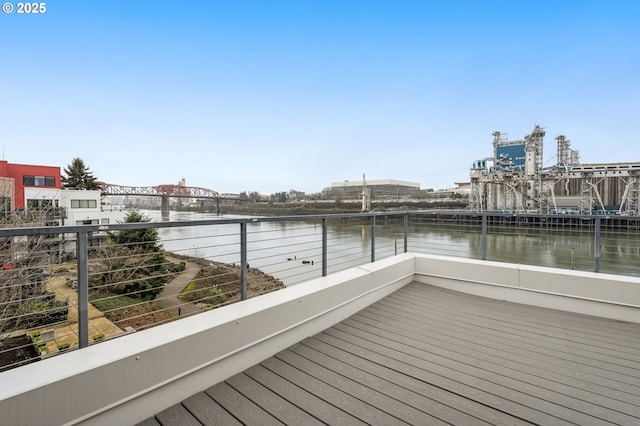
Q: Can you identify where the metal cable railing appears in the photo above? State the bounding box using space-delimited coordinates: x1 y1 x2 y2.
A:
1 211 639 371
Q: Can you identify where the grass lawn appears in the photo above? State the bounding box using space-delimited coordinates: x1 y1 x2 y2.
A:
89 291 149 313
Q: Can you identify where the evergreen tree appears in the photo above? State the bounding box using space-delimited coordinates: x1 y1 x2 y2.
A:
111 209 163 252
62 158 100 190
101 209 167 299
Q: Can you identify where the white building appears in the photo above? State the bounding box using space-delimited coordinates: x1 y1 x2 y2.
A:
23 187 127 226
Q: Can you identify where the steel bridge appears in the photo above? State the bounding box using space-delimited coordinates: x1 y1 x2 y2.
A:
97 182 243 214
97 182 242 200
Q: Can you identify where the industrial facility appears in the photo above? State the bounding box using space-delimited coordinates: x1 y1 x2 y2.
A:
322 178 421 200
469 125 640 215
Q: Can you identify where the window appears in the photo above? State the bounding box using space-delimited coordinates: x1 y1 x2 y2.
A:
70 199 97 208
76 219 99 225
0 197 11 213
23 175 56 187
27 199 59 210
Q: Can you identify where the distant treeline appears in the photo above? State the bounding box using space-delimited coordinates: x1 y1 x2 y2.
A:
183 199 469 216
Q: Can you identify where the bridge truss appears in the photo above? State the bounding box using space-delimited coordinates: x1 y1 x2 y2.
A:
97 182 242 200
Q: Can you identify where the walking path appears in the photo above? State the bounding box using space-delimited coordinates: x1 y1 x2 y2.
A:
45 273 123 353
155 256 202 317
41 256 203 354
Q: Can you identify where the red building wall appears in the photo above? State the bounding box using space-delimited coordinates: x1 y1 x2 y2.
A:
0 160 61 209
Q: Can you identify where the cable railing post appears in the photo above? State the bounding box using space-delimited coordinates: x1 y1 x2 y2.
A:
240 221 248 300
371 214 376 263
322 217 328 277
594 217 601 273
76 230 89 349
403 212 408 253
481 214 487 261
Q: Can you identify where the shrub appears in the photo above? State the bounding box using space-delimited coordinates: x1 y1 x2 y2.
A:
2 298 69 330
179 280 226 307
207 288 226 306
172 261 186 272
179 281 196 298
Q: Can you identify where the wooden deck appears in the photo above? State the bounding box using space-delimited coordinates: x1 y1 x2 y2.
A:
138 282 640 425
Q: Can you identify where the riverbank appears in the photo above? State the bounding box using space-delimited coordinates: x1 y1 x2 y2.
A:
210 205 640 232
213 199 467 216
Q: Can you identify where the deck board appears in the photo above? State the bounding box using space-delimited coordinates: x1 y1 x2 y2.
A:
401 285 640 346
144 282 640 426
363 299 640 393
274 348 449 426
289 340 503 426
181 392 242 425
244 364 368 426
335 317 639 424
204 382 283 426
154 404 202 426
352 308 640 406
377 292 640 380
134 417 162 426
371 298 640 390
225 373 325 426
383 293 640 367
260 356 409 425
391 287 640 360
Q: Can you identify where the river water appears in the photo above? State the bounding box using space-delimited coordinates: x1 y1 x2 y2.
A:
143 210 640 285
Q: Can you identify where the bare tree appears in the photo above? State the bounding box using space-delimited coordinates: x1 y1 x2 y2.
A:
0 204 69 348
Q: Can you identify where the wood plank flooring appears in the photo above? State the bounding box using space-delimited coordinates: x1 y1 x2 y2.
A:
139 282 640 425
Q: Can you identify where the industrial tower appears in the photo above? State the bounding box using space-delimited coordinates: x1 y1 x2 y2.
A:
470 125 640 215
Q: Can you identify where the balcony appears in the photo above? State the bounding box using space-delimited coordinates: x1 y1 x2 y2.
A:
0 212 639 425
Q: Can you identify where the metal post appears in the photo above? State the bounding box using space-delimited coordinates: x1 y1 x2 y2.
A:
481 214 487 261
371 215 376 263
322 217 328 277
240 222 248 300
76 231 89 349
594 217 601 273
403 213 408 253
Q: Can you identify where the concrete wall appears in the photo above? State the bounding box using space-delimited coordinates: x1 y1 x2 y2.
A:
1 253 639 425
0 254 415 426
413 253 640 323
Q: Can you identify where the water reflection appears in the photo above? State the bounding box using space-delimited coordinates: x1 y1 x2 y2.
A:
141 210 640 284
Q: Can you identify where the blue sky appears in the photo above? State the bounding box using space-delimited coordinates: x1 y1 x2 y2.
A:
1 0 639 194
